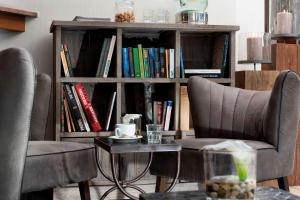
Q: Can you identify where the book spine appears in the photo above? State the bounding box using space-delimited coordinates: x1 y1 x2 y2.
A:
138 44 145 78
157 101 163 124
96 39 109 77
165 49 169 79
133 48 141 78
149 48 155 78
143 48 150 78
75 83 102 132
164 101 173 131
144 83 153 124
103 35 116 78
184 69 221 74
169 49 175 79
64 84 86 132
122 48 130 77
161 101 168 128
61 87 65 132
128 47 135 78
153 101 157 124
72 86 91 132
100 38 112 77
159 48 166 77
180 48 185 78
63 98 72 132
60 50 70 77
180 86 190 131
105 92 116 131
154 48 160 78
62 44 74 77
222 34 229 78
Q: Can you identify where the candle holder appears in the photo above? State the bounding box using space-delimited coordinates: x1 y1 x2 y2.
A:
238 33 272 71
270 0 300 37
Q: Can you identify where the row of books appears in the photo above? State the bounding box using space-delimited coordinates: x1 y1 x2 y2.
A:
62 83 116 132
122 46 175 78
153 101 173 131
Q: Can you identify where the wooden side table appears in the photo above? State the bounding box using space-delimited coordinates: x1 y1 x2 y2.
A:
94 137 182 200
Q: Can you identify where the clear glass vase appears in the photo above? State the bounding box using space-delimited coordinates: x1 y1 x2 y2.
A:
203 150 257 200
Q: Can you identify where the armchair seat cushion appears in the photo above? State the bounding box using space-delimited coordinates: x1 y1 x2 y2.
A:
22 141 97 193
150 138 281 183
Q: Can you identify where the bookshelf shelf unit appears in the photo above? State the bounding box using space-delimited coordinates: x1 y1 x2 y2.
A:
51 21 239 141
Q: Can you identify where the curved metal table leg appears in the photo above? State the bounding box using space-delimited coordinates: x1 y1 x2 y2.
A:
95 146 114 183
99 186 118 200
163 151 181 192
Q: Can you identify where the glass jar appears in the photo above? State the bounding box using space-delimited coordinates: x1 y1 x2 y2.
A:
115 0 135 23
174 0 208 24
270 0 298 35
203 150 257 200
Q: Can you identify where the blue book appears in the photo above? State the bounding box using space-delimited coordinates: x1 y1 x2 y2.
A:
122 48 130 77
180 48 185 78
149 48 155 78
154 48 160 78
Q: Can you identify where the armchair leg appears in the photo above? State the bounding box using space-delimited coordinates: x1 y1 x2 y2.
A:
78 181 91 200
155 176 168 193
277 177 289 191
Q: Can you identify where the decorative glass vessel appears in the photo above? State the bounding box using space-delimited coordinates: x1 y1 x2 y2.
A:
204 150 257 200
174 0 208 24
270 0 299 35
115 0 135 23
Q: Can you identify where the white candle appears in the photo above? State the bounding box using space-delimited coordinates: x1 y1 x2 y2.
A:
276 10 293 34
247 37 263 61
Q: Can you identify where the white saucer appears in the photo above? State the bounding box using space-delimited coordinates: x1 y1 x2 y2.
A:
108 135 143 143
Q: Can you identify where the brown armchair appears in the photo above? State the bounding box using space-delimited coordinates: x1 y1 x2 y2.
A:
150 70 300 191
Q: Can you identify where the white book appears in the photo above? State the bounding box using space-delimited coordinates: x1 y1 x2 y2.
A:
103 35 117 78
105 92 117 131
169 49 175 79
164 101 173 131
71 86 91 132
184 69 221 74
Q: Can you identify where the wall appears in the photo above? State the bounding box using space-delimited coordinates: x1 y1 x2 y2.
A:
0 0 264 137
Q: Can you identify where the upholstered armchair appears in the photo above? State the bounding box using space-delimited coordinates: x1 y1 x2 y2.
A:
150 70 300 192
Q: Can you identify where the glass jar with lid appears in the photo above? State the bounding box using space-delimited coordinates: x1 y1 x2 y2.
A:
174 0 208 24
115 0 135 23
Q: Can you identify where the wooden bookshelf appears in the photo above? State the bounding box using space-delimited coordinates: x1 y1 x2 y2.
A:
51 21 239 185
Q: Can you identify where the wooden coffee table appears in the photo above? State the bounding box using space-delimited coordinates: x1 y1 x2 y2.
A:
139 187 300 200
94 137 182 200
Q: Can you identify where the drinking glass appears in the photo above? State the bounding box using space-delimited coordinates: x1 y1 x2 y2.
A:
143 9 154 23
146 124 162 144
155 9 169 23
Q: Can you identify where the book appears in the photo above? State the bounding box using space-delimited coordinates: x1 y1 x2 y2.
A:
143 48 150 78
73 16 111 21
180 48 185 78
180 86 190 131
64 84 86 132
63 98 72 132
138 44 145 78
165 49 169 79
122 48 130 77
144 83 153 124
169 49 175 79
161 101 168 128
60 50 69 77
61 87 65 132
133 48 141 78
104 92 116 131
154 48 160 78
71 86 90 132
159 48 166 77
157 101 163 124
153 101 158 124
128 47 135 78
103 35 116 78
99 38 111 77
148 48 155 78
184 69 221 74
96 38 109 77
164 101 173 131
74 83 102 132
62 44 74 77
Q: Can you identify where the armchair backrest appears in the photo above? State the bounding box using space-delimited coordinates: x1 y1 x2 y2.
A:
0 48 35 200
188 71 300 149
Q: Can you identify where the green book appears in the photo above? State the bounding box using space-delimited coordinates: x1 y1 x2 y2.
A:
143 48 150 78
133 48 141 78
138 44 145 78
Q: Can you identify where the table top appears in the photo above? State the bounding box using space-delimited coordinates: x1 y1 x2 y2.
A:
94 137 181 154
139 187 300 200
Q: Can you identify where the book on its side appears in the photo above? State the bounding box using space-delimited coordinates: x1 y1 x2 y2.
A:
164 101 173 131
62 44 74 77
71 86 91 132
74 83 102 132
180 48 185 78
159 48 166 77
103 35 116 78
165 49 169 79
122 48 130 77
133 48 141 78
184 69 221 74
138 44 145 78
104 92 117 131
96 38 109 77
60 50 70 77
157 101 163 124
154 48 160 78
161 101 168 128
144 83 153 124
143 48 150 78
169 49 175 79
128 47 135 78
180 86 190 131
64 84 86 132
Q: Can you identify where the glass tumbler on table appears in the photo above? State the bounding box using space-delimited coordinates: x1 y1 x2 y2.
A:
146 124 162 144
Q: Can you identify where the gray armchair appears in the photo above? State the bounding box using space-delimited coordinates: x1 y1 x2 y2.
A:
21 73 97 199
150 70 300 192
0 48 35 200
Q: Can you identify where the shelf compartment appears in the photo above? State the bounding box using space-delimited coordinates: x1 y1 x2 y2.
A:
60 131 178 138
180 78 232 84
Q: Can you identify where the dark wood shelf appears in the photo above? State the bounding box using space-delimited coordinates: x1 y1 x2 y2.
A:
0 5 37 32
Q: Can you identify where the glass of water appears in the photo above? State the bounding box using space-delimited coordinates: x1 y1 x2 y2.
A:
146 124 162 144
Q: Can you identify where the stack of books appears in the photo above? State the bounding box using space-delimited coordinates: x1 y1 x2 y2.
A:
122 45 175 78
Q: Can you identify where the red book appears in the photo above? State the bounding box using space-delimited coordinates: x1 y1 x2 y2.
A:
74 83 102 132
157 101 163 124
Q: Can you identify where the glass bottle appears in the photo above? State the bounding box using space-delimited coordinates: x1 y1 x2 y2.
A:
115 0 135 23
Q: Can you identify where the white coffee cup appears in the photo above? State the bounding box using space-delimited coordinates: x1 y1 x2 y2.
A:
115 124 136 138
